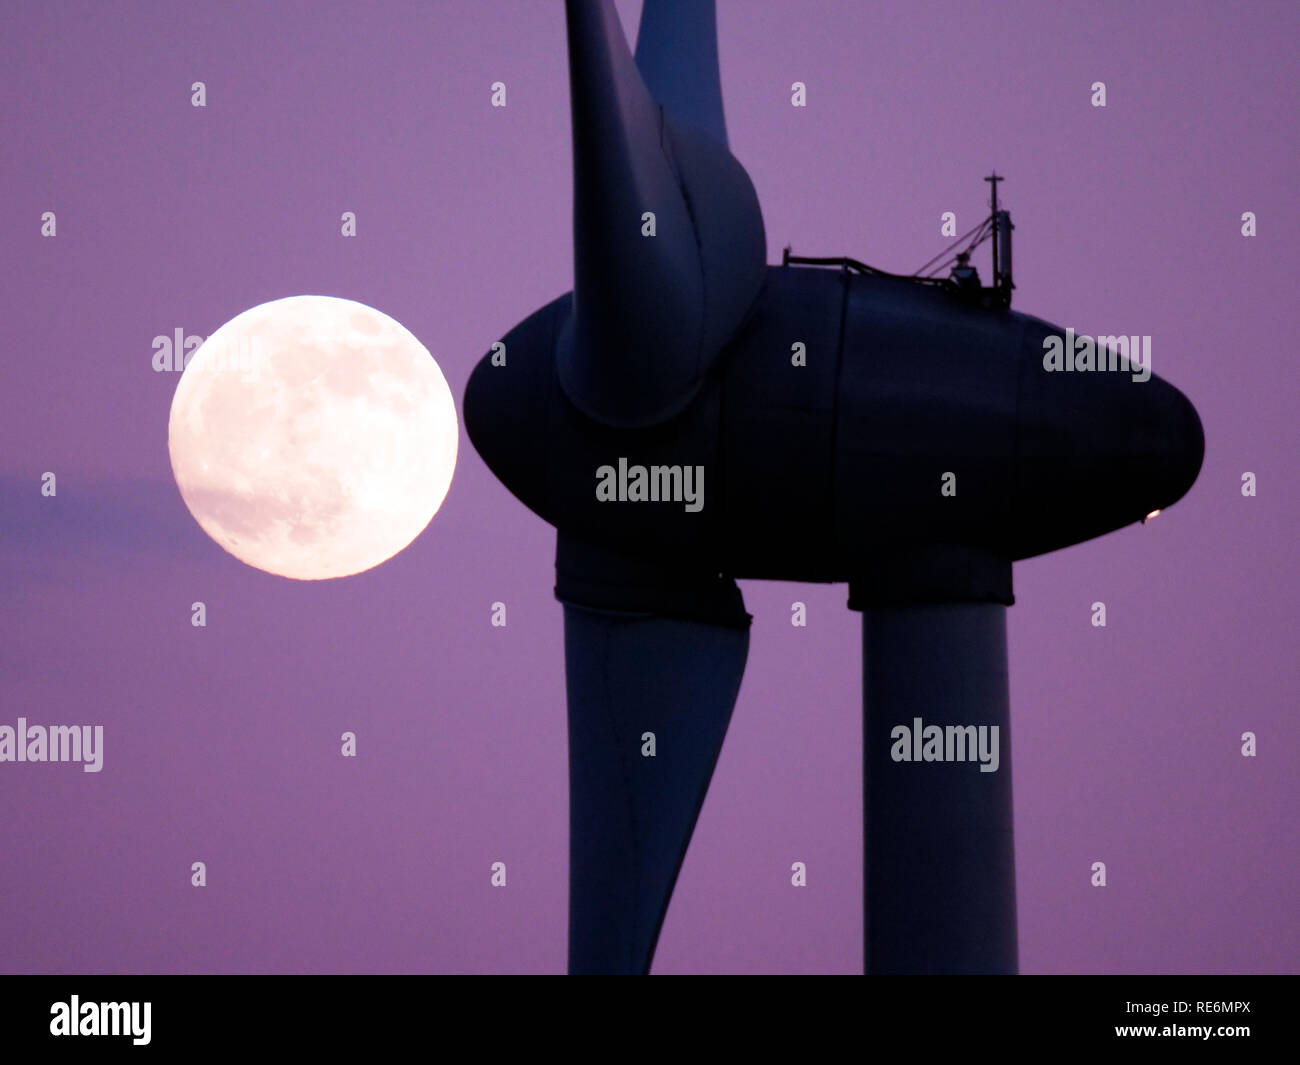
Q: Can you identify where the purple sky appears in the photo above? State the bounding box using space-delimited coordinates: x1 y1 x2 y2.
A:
1 0 1296 974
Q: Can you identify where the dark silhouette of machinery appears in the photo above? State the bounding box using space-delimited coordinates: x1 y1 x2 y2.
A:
463 0 1204 974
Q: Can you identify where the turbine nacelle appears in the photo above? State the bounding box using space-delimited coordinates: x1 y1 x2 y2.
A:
466 268 1205 596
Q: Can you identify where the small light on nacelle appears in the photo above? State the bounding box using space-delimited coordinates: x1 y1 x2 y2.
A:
1142 509 1161 524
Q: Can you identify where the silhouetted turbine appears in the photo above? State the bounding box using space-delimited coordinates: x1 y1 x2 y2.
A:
463 0 1204 974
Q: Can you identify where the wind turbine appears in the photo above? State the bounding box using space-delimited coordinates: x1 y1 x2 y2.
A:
463 0 1204 975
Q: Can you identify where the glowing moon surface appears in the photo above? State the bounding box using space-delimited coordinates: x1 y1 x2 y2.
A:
168 295 458 580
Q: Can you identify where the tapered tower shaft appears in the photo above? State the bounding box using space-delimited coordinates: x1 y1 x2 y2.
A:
862 603 1018 974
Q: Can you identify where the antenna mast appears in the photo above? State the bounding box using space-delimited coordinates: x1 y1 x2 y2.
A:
985 172 1002 284
985 172 1014 307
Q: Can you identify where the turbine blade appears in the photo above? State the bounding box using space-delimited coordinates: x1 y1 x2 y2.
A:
634 0 728 146
558 533 750 973
561 0 766 428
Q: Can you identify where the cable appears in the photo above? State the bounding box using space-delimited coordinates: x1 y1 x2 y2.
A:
782 253 957 292
911 216 991 277
922 256 959 279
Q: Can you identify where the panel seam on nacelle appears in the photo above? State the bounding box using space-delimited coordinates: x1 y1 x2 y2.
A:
829 266 851 578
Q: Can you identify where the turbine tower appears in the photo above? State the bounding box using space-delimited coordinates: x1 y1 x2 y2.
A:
463 0 1204 974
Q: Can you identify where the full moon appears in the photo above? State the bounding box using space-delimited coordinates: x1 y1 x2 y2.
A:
168 295 458 580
